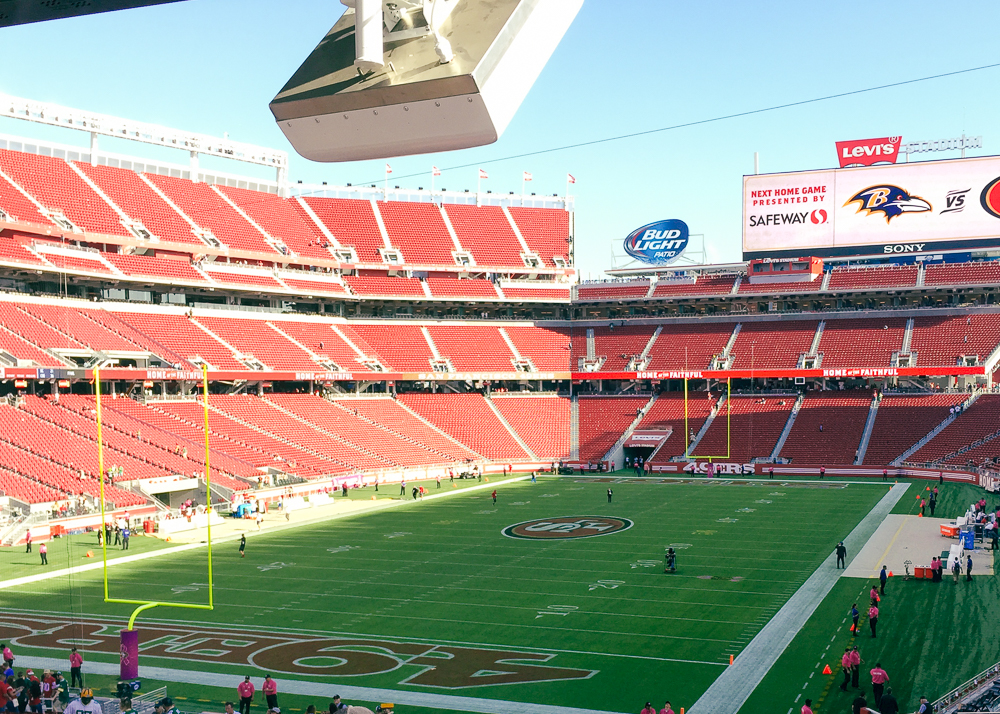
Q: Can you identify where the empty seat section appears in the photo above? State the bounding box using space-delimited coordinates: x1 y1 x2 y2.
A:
507 206 569 267
909 395 1000 465
737 279 821 294
909 314 1000 367
817 318 906 368
0 317 67 366
502 286 571 300
828 265 918 290
578 396 646 461
340 397 477 461
0 174 55 228
924 261 1000 286
143 173 276 254
640 392 714 462
426 278 500 299
443 205 524 267
74 163 203 245
269 320 371 370
0 301 83 349
577 283 650 300
492 395 571 458
730 321 819 370
426 326 515 371
36 251 112 273
268 394 446 467
280 275 347 295
350 325 434 371
652 275 736 297
0 149 129 236
82 310 189 366
779 391 873 464
104 253 207 282
0 466 63 503
503 326 572 371
18 305 140 351
398 393 529 459
194 317 318 370
204 268 284 289
592 325 656 371
694 396 793 462
378 202 456 265
297 197 385 263
344 275 425 297
646 323 735 370
212 395 385 470
0 234 46 265
217 185 331 260
114 312 243 369
863 394 967 465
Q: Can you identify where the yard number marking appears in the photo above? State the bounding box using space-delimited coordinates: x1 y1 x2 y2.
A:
257 562 294 572
536 605 579 619
631 559 660 569
326 545 360 554
589 579 626 591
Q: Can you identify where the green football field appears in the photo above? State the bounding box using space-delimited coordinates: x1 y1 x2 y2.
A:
0 476 893 714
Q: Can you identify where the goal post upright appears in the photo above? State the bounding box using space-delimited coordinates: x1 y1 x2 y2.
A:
94 365 215 680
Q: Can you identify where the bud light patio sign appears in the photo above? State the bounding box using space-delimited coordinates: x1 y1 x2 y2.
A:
624 219 689 264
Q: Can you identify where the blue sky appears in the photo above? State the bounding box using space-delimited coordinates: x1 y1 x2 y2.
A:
0 0 998 278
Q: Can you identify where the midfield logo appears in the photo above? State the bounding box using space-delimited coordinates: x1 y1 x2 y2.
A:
502 516 633 540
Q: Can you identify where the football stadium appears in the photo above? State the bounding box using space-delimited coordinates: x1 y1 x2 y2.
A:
1 3 1000 714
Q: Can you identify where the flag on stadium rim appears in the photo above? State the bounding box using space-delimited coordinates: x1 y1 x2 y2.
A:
567 173 576 184
432 166 441 176
386 163 392 174
523 171 533 181
479 168 488 179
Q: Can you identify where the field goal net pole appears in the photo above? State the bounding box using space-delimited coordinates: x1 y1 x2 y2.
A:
95 365 215 680
683 377 731 465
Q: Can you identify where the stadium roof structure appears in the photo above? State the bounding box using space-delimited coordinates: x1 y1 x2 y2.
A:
0 0 185 28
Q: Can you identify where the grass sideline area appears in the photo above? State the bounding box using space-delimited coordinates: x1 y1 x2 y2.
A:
0 475 891 714
740 477 1000 714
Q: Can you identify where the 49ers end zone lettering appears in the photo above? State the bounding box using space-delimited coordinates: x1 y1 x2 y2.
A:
502 516 634 540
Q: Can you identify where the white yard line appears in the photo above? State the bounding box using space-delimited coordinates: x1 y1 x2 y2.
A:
686 482 910 714
17 656 628 714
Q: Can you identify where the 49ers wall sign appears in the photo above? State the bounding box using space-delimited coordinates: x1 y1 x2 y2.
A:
502 516 633 540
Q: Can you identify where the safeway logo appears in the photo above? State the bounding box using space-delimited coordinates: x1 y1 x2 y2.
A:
835 137 901 168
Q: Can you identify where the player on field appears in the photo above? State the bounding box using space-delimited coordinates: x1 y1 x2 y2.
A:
492 490 497 505
239 534 246 558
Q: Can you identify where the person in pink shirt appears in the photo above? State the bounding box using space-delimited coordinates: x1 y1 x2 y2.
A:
261 675 277 710
640 704 656 714
659 701 674 714
69 647 84 687
39 543 47 566
870 663 890 707
850 646 862 689
2 644 13 668
869 604 879 638
237 676 254 714
801 698 813 714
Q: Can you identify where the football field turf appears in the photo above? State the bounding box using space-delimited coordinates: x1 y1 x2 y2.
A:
0 476 891 714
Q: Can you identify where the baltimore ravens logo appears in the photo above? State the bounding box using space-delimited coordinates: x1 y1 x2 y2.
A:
845 185 932 223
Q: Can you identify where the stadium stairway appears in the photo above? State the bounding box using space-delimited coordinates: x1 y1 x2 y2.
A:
853 392 882 464
483 395 539 460
768 393 804 459
570 396 580 460
893 392 981 465
685 392 725 457
604 393 658 466
391 397 488 459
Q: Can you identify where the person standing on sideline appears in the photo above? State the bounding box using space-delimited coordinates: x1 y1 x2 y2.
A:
3 644 14 669
870 663 889 707
492 490 497 505
868 604 879 638
24 530 31 553
917 695 930 713
400 480 406 497
882 468 888 482
607 488 613 503
69 649 83 688
659 701 674 714
840 647 852 691
329 695 347 712
768 465 774 479
953 558 961 583
879 565 888 596
851 690 867 714
261 675 277 710
819 465 825 479
122 526 130 550
665 548 676 573
920 498 926 516
850 645 862 688
801 699 813 714
869 584 879 605
237 676 254 714
39 543 47 565
835 542 847 569
436 475 441 489
239 534 246 558
878 687 899 714
966 555 973 581
850 604 860 635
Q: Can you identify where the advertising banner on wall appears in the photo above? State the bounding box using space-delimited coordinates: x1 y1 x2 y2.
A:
743 155 1000 260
